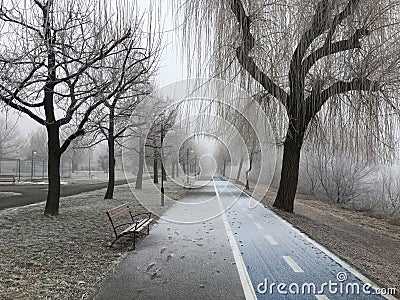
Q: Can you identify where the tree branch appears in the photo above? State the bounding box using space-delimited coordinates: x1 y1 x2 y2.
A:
229 0 288 105
303 28 370 75
0 95 46 125
325 0 361 44
307 78 381 116
289 0 362 92
59 99 105 154
289 0 331 85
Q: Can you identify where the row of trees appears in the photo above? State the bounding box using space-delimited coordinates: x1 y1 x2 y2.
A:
0 0 161 215
299 149 400 216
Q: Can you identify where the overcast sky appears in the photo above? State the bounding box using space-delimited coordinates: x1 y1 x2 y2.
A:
13 0 186 135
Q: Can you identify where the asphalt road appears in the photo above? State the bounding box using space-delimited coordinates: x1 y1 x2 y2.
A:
213 176 391 300
93 177 394 300
0 179 128 210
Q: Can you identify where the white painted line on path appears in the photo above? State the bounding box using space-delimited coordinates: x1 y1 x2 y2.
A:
213 180 257 300
283 256 304 273
265 235 278 246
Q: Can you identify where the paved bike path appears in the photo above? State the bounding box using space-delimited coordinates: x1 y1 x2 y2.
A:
214 177 391 300
93 177 393 300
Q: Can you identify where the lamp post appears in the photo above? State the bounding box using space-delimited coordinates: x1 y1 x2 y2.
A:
186 148 189 184
17 159 21 182
194 155 197 178
88 149 92 180
160 124 165 206
31 150 37 181
186 148 195 184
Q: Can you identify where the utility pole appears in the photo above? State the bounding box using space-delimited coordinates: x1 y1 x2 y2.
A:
31 150 36 181
161 124 165 206
186 148 189 184
194 156 196 177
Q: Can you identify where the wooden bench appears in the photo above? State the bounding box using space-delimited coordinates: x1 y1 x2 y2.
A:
106 203 153 250
0 175 16 184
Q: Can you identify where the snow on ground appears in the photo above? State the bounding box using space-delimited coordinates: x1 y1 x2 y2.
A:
0 192 22 198
66 170 135 184
0 179 186 299
14 171 134 185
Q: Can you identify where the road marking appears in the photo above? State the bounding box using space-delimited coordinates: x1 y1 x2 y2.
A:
213 180 257 300
247 214 254 219
254 222 263 230
241 207 246 211
228 179 397 300
315 295 330 300
265 235 278 246
283 256 304 273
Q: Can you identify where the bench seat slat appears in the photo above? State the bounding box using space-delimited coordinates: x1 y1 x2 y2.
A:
120 223 136 235
120 218 153 236
0 175 16 183
135 219 153 232
109 208 131 219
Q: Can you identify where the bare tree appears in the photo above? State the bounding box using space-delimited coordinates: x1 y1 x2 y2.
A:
145 105 177 184
0 116 24 160
62 143 85 173
0 0 141 215
376 169 400 216
23 127 48 160
304 149 375 204
87 24 161 199
182 0 400 212
299 152 321 195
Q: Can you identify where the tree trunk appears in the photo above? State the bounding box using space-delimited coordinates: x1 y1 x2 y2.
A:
104 137 115 199
176 161 179 177
245 155 253 190
135 137 144 189
0 148 2 173
171 160 175 179
153 149 158 184
273 129 303 213
71 147 78 172
105 109 115 199
44 125 61 216
235 156 243 183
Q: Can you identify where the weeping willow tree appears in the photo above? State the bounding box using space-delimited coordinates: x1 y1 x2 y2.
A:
182 0 400 212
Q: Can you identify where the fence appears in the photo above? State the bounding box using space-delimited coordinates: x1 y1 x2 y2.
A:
0 158 71 181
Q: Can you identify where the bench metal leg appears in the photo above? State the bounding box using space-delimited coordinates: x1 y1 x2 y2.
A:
109 236 120 248
132 231 136 250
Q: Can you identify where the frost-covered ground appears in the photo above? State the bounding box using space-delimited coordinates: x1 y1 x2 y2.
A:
14 170 135 185
66 170 135 184
0 192 21 198
0 179 186 299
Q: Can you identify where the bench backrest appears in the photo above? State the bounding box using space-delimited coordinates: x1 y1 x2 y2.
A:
106 203 134 236
0 175 15 178
0 175 16 183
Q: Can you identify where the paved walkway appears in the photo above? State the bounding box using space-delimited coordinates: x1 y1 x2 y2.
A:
93 177 394 300
0 180 128 210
